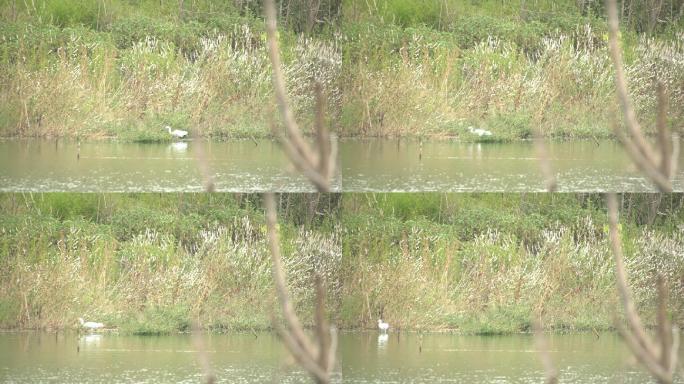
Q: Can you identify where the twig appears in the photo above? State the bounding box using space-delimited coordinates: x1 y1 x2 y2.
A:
533 128 557 192
532 318 559 384
264 193 336 384
264 0 335 192
606 194 679 384
606 0 674 192
192 133 215 192
192 321 216 384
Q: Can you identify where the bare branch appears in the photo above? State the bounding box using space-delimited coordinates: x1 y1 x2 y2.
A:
264 0 335 192
656 83 672 179
533 128 557 192
606 194 678 384
265 193 317 359
606 0 674 192
192 321 216 384
264 193 335 384
191 133 216 192
314 83 331 182
532 318 559 384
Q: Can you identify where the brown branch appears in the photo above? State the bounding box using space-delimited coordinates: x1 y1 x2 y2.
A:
192 321 216 384
265 194 317 359
532 318 559 384
191 133 216 192
264 193 335 384
264 0 334 192
606 0 674 192
606 194 678 384
314 83 331 182
656 83 672 179
533 128 557 192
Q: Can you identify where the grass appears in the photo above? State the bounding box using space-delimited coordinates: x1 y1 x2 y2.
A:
0 193 682 334
0 193 341 334
0 1 682 140
338 193 684 334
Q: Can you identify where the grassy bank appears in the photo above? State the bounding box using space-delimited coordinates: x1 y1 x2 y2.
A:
0 1 682 141
1 193 682 334
339 193 684 334
0 193 341 334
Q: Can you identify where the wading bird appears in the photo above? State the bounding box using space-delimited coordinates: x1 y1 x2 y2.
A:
467 126 492 137
378 319 389 333
79 317 104 331
165 125 188 139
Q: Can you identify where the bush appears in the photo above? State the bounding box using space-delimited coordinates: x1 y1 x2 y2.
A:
38 0 102 29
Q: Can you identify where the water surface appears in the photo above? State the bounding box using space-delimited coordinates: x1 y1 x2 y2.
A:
0 139 341 192
341 139 684 191
2 139 683 192
1 332 678 383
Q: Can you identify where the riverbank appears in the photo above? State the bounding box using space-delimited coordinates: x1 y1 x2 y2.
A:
1 1 682 141
0 193 682 335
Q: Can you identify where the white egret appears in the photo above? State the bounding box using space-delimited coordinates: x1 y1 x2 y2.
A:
467 126 492 137
165 125 188 139
79 317 104 331
378 319 389 333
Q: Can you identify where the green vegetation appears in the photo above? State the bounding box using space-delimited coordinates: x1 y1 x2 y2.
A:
0 193 341 334
0 193 682 334
0 0 682 141
339 193 684 334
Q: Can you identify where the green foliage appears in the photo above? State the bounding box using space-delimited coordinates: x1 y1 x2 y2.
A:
448 305 532 335
0 298 20 328
37 0 102 29
340 193 684 332
374 0 442 28
118 305 190 335
0 0 682 139
0 193 340 333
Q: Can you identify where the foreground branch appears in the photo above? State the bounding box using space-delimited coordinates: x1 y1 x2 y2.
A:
532 318 559 384
264 0 335 192
606 0 675 192
606 194 679 384
264 193 336 383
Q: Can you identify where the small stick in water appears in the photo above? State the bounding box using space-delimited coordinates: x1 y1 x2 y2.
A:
419 139 423 161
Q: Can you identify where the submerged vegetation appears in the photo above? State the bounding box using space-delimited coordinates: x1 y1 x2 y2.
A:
0 193 681 334
0 0 682 141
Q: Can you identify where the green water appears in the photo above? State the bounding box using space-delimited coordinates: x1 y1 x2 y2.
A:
1 139 683 192
340 139 684 192
1 332 678 383
0 139 341 192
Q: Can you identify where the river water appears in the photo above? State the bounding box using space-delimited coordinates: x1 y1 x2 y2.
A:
1 332 678 383
0 139 341 192
340 138 684 191
2 139 683 192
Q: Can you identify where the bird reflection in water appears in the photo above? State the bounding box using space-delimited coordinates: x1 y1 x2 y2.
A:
169 142 188 153
377 333 389 348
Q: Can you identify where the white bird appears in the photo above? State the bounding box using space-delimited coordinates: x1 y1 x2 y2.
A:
467 126 492 137
79 317 104 331
378 319 389 333
165 125 188 139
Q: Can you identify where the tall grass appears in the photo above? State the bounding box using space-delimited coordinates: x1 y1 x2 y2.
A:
0 193 682 334
0 193 340 333
337 23 684 139
0 0 682 140
339 193 684 333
